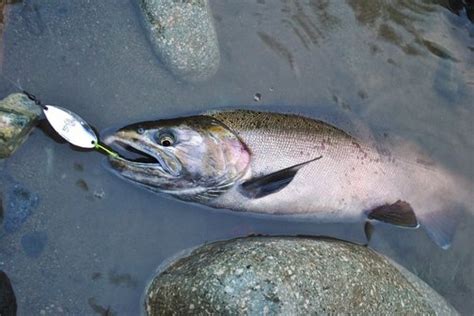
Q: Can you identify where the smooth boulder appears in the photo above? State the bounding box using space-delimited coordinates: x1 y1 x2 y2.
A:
0 270 17 316
0 93 41 158
139 0 220 82
145 237 457 315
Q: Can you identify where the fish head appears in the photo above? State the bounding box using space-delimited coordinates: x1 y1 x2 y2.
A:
103 115 250 200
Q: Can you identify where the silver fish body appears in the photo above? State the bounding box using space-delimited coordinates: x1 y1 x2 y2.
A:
104 110 472 248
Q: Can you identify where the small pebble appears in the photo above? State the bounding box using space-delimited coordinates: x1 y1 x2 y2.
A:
253 93 262 102
93 189 105 199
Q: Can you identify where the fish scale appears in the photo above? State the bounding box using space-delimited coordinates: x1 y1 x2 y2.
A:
208 110 354 175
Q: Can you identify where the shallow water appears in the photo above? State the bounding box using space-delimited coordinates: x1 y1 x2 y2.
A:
0 0 473 314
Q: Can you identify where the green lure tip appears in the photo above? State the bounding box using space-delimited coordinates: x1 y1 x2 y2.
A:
94 142 119 158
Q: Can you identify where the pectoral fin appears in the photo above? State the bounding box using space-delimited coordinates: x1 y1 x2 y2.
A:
239 156 322 199
367 200 418 227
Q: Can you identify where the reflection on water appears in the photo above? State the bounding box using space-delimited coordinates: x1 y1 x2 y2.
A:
347 0 461 59
254 0 341 74
280 0 340 47
0 0 473 314
257 31 300 75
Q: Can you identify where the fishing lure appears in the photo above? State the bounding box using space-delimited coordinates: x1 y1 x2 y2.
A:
23 91 118 157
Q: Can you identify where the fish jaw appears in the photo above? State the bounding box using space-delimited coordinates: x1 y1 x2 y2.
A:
103 132 183 192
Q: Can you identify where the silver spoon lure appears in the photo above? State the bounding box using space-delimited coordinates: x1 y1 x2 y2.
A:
23 91 118 157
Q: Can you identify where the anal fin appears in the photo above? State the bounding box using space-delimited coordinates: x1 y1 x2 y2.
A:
368 200 418 228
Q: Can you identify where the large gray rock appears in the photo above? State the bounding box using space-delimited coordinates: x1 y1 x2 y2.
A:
139 0 220 82
145 237 457 315
0 93 41 158
0 270 17 316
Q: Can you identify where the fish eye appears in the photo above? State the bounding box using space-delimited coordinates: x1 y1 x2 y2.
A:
137 127 145 134
156 132 175 147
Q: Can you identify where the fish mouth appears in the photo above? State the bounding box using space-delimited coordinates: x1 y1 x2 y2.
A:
103 135 171 173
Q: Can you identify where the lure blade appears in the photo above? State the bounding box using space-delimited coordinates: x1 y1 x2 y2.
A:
43 105 98 148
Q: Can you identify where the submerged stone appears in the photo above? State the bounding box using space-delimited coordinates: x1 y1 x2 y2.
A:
0 93 41 158
3 183 39 233
0 270 17 316
139 0 220 82
145 237 457 315
21 231 48 258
